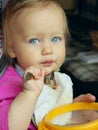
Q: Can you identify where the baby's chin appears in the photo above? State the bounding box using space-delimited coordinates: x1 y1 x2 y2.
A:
45 71 53 76
45 68 59 76
44 69 54 76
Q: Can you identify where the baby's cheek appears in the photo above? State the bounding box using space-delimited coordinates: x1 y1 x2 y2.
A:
57 56 65 66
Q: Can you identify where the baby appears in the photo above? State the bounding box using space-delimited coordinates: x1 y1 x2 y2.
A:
0 0 97 130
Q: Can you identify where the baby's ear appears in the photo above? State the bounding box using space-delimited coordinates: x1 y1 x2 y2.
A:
7 42 16 58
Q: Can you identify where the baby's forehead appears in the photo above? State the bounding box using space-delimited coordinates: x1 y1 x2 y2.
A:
10 8 66 39
14 4 64 17
11 5 65 26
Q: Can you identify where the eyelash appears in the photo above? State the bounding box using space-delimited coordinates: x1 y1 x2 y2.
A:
51 37 61 43
28 36 62 45
29 38 40 44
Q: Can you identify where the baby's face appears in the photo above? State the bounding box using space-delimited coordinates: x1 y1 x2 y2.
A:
10 5 66 74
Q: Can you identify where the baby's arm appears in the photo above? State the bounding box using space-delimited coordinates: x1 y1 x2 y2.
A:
8 66 45 130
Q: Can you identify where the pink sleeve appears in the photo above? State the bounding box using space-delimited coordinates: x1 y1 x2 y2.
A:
0 66 36 130
0 101 36 130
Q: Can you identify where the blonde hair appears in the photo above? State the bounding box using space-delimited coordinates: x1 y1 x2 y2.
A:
3 0 69 60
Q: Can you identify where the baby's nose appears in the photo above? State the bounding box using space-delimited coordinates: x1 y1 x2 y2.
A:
41 43 53 55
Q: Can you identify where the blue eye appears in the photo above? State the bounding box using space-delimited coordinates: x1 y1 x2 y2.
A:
51 37 60 43
29 38 40 44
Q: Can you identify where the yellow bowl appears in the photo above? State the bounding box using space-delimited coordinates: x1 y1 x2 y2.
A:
38 102 98 130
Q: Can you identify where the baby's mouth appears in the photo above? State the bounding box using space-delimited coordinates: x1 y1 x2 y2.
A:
41 60 53 66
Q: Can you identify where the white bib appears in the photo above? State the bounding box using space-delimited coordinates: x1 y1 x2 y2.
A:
33 72 73 125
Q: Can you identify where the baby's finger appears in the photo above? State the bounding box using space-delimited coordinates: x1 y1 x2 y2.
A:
73 93 96 103
84 93 96 102
23 72 34 82
23 67 45 81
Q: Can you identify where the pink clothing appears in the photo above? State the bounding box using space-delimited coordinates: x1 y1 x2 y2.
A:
0 66 36 130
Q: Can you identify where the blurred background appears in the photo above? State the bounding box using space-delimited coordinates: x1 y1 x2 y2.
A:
58 0 98 101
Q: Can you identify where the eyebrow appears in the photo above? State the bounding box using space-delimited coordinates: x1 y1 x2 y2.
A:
23 31 65 39
50 32 65 35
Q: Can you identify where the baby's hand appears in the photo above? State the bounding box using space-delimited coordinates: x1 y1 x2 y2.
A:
72 94 98 123
23 66 45 96
73 93 96 103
